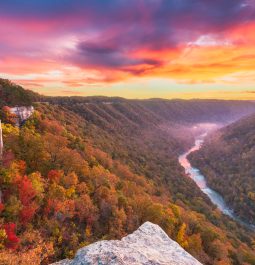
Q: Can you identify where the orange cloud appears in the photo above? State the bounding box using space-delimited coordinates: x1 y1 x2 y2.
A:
1 2 255 97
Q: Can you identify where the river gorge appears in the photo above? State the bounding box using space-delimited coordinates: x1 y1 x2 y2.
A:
179 129 255 231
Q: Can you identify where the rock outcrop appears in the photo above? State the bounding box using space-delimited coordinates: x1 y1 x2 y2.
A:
9 106 34 126
52 222 202 265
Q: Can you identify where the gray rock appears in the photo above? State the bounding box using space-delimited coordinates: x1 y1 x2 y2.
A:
9 106 34 126
52 259 71 265
51 222 202 265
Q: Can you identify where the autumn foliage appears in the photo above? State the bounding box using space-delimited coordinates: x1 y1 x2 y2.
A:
4 223 19 250
0 102 254 265
17 176 36 206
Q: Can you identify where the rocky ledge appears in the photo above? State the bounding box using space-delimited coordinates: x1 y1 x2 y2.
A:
52 222 202 265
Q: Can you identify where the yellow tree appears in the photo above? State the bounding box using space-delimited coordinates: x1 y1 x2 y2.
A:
176 223 188 249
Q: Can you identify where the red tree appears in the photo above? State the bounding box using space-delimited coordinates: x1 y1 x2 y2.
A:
19 205 37 225
4 223 20 250
47 170 62 183
18 176 36 206
0 203 4 213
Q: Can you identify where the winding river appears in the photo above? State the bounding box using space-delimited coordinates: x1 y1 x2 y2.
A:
179 132 255 231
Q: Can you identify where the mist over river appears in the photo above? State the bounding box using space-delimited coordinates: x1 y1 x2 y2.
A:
179 125 255 231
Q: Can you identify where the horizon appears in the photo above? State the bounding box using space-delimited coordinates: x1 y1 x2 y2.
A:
1 1 255 99
30 90 255 102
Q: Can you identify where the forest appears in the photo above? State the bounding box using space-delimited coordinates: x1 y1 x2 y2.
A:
0 79 255 264
189 113 255 224
0 79 40 108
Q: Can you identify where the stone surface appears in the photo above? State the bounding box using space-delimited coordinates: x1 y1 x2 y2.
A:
52 222 202 265
9 106 34 126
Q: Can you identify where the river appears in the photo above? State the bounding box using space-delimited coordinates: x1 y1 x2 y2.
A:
179 132 255 231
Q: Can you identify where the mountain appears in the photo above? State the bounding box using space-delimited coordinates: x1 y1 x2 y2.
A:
189 113 255 224
0 78 41 107
52 222 202 265
45 97 255 191
1 80 255 264
47 96 255 124
46 97 255 215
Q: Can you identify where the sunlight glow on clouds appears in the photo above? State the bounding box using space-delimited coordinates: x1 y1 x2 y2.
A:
0 0 255 98
189 35 232 47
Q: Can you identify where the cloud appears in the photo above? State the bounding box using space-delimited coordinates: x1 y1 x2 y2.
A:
0 0 255 94
244 91 255 93
61 90 83 95
67 39 163 73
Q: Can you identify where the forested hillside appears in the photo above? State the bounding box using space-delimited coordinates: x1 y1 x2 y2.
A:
0 79 40 108
47 96 255 124
0 80 255 264
47 96 255 192
189 113 255 224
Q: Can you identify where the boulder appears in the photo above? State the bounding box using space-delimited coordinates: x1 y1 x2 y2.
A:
52 222 202 265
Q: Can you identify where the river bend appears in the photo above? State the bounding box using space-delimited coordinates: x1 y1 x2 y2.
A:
179 133 255 231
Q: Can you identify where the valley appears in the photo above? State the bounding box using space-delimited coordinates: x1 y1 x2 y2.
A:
189 113 255 226
2 1 255 264
179 124 235 218
179 128 255 231
1 79 255 264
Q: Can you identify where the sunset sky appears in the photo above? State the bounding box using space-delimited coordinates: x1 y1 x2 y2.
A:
1 0 255 99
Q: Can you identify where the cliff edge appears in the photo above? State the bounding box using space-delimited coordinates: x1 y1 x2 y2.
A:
52 222 202 265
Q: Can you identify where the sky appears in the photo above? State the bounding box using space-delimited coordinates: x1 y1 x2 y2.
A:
0 0 255 99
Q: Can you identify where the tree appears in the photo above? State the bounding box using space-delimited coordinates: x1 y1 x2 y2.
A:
18 176 36 206
187 234 203 256
0 228 7 249
109 207 127 238
75 194 98 224
9 160 26 181
40 119 64 135
47 170 63 184
29 172 45 197
4 196 22 220
0 106 17 125
19 204 38 225
4 223 19 250
176 223 188 249
62 172 78 188
43 133 67 166
57 199 76 220
0 203 4 213
19 129 48 173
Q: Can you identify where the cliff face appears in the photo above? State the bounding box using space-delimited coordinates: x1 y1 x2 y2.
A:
9 106 34 126
52 222 202 265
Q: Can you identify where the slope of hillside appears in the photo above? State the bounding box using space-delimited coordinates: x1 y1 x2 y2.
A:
47 97 255 216
47 96 255 124
0 79 40 107
189 113 255 224
0 103 225 265
1 81 255 264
